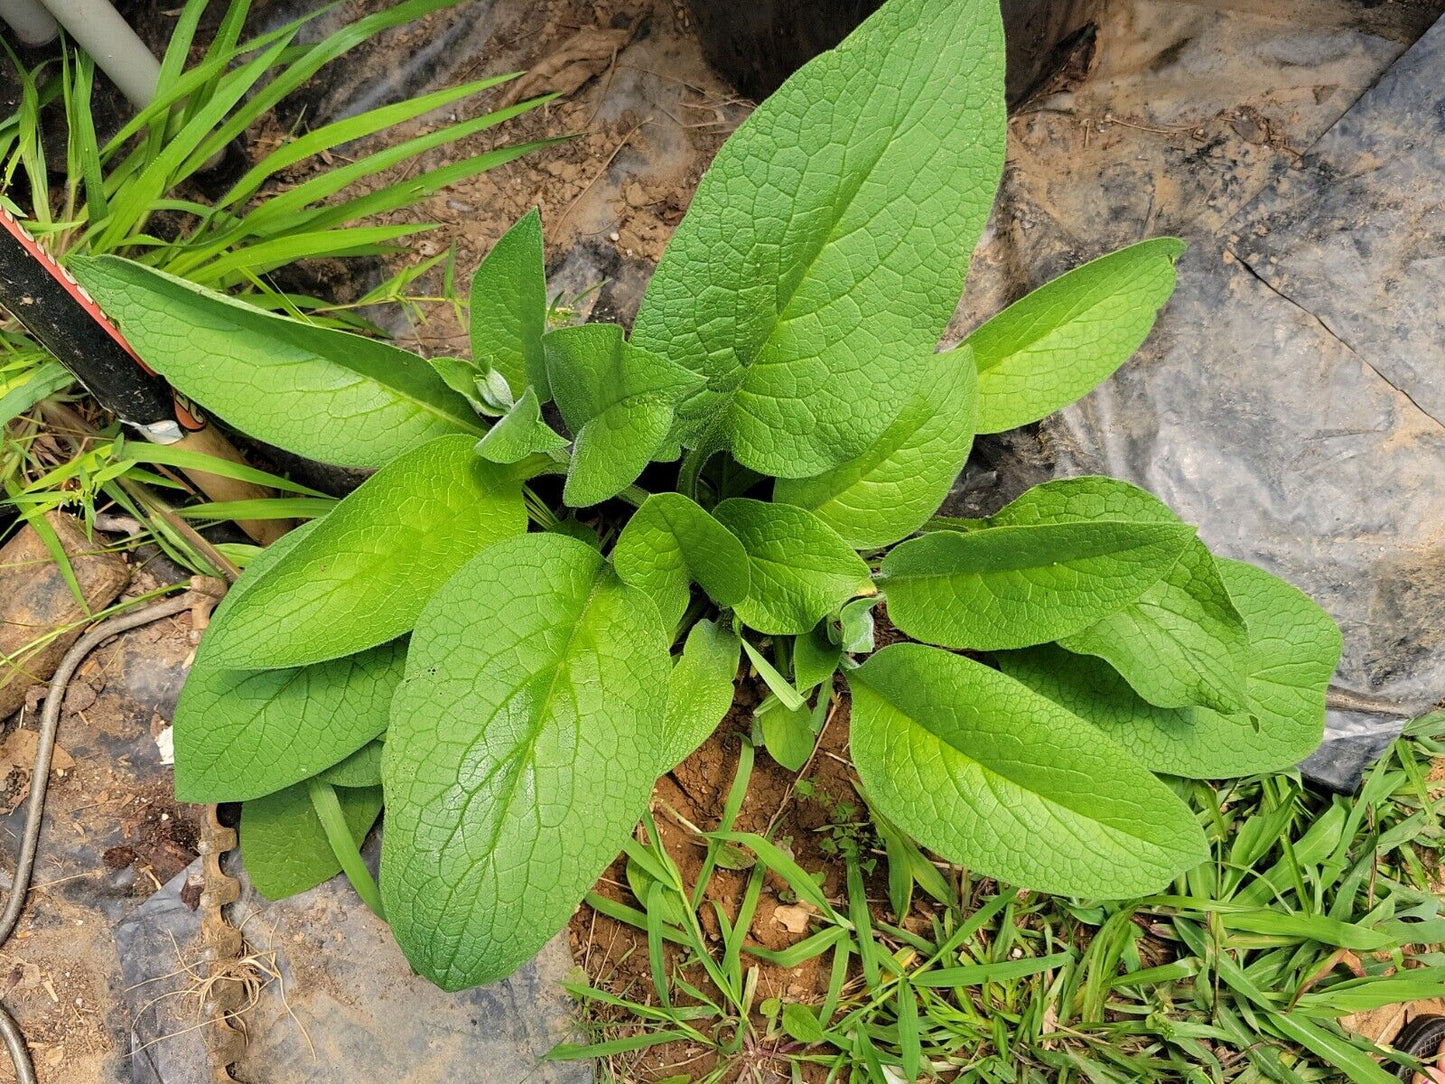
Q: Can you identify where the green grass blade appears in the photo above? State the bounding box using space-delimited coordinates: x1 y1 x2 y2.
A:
547 1030 697 1060
97 35 298 250
117 442 329 496
912 951 1072 989
173 497 336 521
185 224 433 286
190 0 253 123
306 777 383 917
214 72 521 213
232 98 554 238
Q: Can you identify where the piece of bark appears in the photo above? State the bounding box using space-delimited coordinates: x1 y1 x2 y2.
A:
0 512 130 718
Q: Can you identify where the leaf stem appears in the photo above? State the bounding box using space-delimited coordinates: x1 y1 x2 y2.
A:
306 778 385 918
677 446 707 502
617 484 651 510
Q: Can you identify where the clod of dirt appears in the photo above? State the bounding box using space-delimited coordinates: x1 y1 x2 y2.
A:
0 728 75 815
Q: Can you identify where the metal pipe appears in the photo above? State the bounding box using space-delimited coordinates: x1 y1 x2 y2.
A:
0 0 58 46
32 0 159 108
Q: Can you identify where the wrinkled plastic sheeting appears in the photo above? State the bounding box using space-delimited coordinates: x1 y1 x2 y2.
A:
1040 15 1445 790
116 848 590 1084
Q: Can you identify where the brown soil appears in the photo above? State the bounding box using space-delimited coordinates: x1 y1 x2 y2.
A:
569 622 947 1084
262 0 747 346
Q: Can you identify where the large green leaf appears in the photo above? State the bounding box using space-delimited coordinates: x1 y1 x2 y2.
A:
72 256 481 467
470 208 548 399
712 499 873 635
202 434 525 669
612 493 750 628
981 477 1248 713
968 238 1185 434
879 515 1194 650
847 643 1207 897
177 644 404 801
174 520 408 801
1218 559 1342 754
543 323 702 507
1061 540 1246 713
381 533 671 989
630 0 1005 477
999 559 1339 777
241 781 383 900
773 346 977 547
656 619 740 773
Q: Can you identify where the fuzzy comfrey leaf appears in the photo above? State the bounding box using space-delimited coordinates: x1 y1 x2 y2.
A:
73 256 481 467
969 238 1185 433
773 345 977 547
381 533 671 990
656 619 740 772
848 643 1207 897
470 207 548 398
630 0 1005 477
612 493 750 628
880 504 1194 650
474 386 567 464
201 435 526 669
712 499 874 636
242 781 382 901
978 477 1250 713
544 323 702 507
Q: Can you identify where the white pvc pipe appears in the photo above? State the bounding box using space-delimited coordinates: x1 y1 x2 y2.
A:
33 0 159 108
0 0 58 46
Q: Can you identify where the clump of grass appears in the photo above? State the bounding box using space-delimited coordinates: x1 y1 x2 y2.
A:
560 710 1445 1084
0 0 551 569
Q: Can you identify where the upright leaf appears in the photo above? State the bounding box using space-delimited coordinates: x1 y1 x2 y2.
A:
773 346 977 547
1000 553 1339 779
201 435 525 669
612 493 750 628
241 781 383 900
473 387 568 464
999 643 1307 780
470 208 548 398
879 516 1193 650
544 323 702 507
72 256 481 467
712 499 873 636
175 525 408 801
793 625 841 692
1218 558 1341 755
969 238 1186 433
986 477 1249 712
381 533 671 989
848 644 1207 897
757 696 816 772
630 0 1005 477
656 619 740 772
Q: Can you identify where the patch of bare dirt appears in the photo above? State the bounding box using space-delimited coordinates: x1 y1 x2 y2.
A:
569 631 943 1083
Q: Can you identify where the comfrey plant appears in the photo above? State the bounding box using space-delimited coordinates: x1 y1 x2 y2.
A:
73 0 1339 991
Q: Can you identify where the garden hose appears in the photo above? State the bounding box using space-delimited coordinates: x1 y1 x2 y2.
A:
0 586 212 1084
